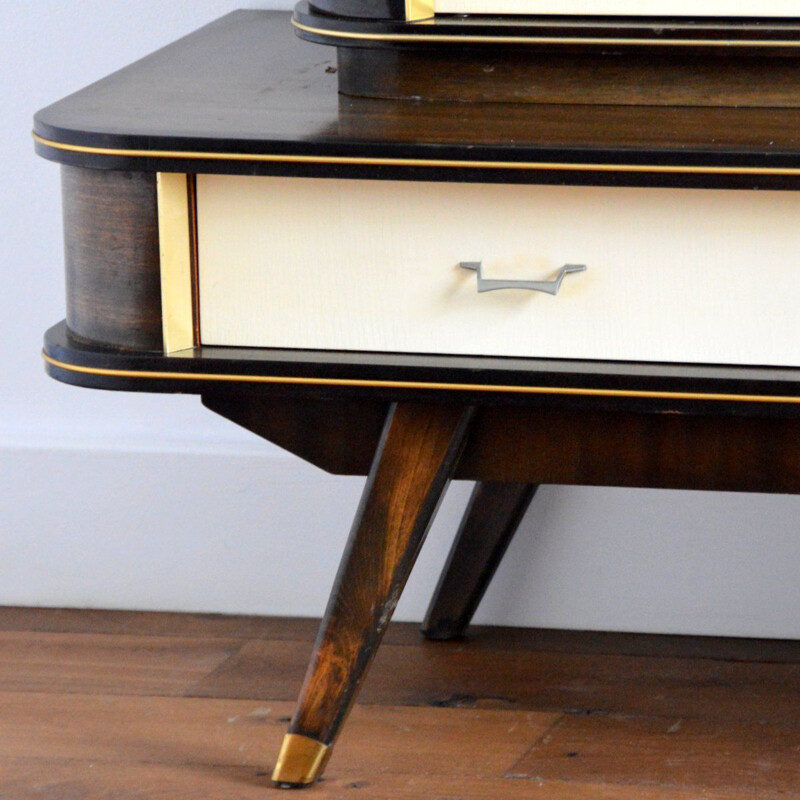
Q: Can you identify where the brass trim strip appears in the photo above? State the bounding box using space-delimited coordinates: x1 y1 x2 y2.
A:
31 133 800 178
292 17 800 48
42 352 800 405
156 173 195 354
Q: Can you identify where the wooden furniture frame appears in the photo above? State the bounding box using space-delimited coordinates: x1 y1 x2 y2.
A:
34 9 800 788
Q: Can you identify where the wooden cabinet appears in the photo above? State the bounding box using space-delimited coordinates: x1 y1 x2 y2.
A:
34 8 800 789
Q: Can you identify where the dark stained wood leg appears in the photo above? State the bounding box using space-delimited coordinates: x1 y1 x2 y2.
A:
422 482 538 641
272 401 474 788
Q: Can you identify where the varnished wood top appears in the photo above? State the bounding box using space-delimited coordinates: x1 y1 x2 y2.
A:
32 10 800 187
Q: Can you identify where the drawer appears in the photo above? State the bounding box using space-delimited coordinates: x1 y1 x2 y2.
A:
196 175 800 367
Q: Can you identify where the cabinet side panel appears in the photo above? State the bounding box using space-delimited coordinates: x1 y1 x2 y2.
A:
62 166 163 351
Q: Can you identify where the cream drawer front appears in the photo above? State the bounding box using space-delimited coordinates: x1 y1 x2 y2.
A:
434 1 798 16
197 175 800 367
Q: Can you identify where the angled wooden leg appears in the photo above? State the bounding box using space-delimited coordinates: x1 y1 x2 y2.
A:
422 481 538 641
272 401 474 788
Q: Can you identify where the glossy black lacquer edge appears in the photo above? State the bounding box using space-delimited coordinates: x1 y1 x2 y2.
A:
44 322 800 417
293 1 800 49
29 139 800 191
31 9 800 185
32 113 800 189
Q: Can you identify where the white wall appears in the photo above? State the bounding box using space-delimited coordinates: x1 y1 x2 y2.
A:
2 0 799 638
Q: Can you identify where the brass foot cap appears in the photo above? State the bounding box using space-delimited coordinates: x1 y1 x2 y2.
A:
272 733 331 788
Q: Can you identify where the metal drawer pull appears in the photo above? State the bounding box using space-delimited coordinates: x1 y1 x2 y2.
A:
460 261 587 295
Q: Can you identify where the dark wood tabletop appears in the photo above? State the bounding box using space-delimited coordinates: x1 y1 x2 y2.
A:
33 10 800 188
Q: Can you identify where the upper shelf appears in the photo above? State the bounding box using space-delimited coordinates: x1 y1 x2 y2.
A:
307 0 800 19
32 10 800 188
295 0 800 49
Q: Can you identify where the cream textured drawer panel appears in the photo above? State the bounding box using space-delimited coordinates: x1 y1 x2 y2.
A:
433 1 799 16
197 175 800 367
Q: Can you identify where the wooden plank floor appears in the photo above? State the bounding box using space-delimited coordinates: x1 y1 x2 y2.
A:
1 608 798 799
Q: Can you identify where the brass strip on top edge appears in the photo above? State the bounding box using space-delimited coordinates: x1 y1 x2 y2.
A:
41 352 800 405
30 134 800 177
292 17 800 47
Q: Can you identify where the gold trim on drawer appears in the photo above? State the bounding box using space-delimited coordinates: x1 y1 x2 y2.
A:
42 353 800 405
406 0 435 20
157 173 195 353
31 133 800 177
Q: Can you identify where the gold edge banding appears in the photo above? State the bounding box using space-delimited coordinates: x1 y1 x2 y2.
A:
156 173 195 353
41 353 800 405
292 17 800 47
405 0 435 21
30 134 800 177
272 734 331 786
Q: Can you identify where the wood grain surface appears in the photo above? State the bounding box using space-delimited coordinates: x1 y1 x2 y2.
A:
3 606 798 660
205 395 800 493
33 11 800 188
339 49 800 107
2 607 799 798
190 638 800 724
512 713 800 795
0 631 237 696
422 481 538 640
62 166 162 351
288 402 474 746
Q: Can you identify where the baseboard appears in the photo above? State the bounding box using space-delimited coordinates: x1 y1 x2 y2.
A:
2 440 799 638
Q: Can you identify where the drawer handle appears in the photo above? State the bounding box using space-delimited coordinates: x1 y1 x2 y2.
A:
460 261 587 295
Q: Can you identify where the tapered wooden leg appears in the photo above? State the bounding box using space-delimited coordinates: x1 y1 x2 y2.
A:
422 482 538 641
272 402 474 788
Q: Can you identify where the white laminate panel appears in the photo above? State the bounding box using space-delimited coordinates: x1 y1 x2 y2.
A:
433 1 798 16
197 175 800 367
